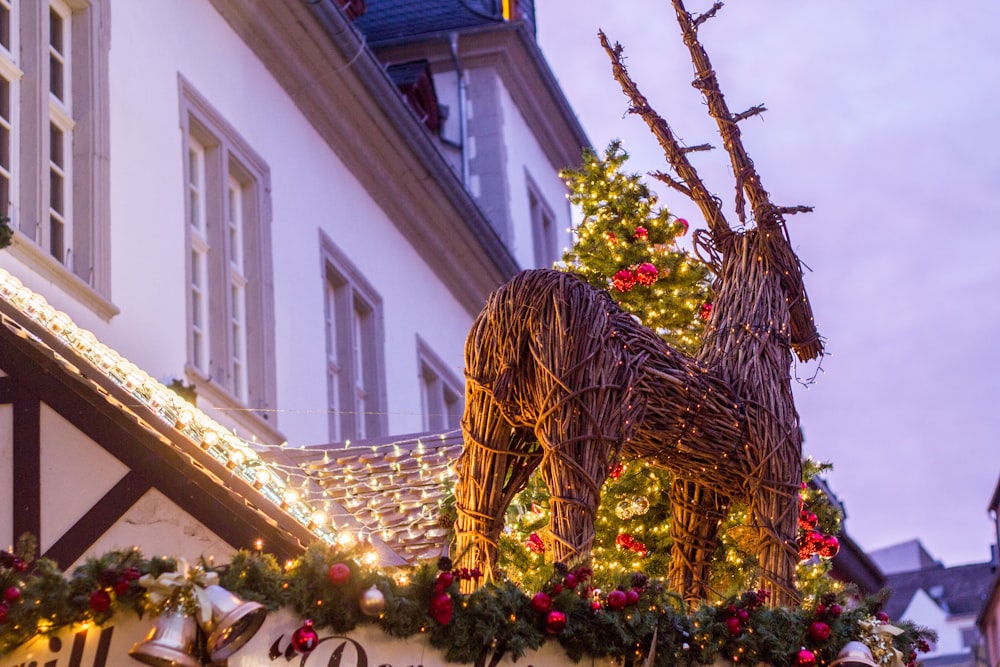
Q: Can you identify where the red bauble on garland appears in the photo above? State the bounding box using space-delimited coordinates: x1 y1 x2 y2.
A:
807 621 831 642
89 589 111 613
530 592 552 614
429 592 454 625
545 610 567 634
327 562 351 586
612 268 636 292
3 586 20 603
797 649 817 667
676 218 689 235
634 226 648 240
725 616 743 636
700 302 713 320
291 619 319 653
606 589 627 610
635 263 658 286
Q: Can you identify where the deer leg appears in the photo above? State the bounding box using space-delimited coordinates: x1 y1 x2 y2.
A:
452 387 539 590
747 457 802 607
667 478 727 607
534 393 623 567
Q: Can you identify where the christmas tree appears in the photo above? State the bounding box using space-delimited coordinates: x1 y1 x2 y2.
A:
559 140 710 354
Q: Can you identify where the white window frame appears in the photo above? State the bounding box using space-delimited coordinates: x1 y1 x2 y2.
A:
180 76 276 432
7 0 113 317
527 175 559 268
417 337 463 432
321 232 387 443
0 0 20 225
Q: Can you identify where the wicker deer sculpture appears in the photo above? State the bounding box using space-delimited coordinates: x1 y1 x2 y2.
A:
452 1 823 608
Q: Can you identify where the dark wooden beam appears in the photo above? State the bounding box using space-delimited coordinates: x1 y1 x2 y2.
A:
0 323 308 562
43 471 151 568
11 395 40 541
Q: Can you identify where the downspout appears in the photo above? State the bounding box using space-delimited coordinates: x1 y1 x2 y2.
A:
447 32 470 187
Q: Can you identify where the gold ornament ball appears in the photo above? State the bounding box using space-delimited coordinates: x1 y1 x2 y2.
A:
359 586 386 617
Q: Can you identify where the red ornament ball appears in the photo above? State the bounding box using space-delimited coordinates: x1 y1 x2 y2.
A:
530 592 552 614
700 302 713 321
546 610 567 634
607 589 627 610
676 218 689 235
429 592 454 625
114 579 131 597
564 572 579 589
797 649 817 667
876 611 890 623
3 586 20 603
808 621 831 642
328 562 351 586
819 535 840 559
612 268 636 292
89 589 111 613
291 619 319 653
608 462 624 479
828 603 843 618
625 589 640 606
635 263 658 286
799 511 818 530
436 570 455 588
725 616 743 636
606 232 618 245
634 226 648 240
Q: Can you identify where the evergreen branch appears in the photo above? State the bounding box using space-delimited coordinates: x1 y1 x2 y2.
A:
733 104 767 123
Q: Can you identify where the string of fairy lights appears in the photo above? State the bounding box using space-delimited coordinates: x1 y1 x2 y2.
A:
0 267 457 559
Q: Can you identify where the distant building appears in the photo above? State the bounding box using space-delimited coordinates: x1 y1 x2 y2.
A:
871 541 992 667
976 478 1000 667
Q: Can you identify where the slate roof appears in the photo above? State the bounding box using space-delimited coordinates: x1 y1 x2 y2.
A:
883 561 994 620
281 431 464 563
354 0 509 44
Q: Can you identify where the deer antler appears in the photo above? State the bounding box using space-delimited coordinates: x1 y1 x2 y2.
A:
598 31 730 248
599 3 823 361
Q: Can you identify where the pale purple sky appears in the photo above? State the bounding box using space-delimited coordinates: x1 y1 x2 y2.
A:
536 2 1000 566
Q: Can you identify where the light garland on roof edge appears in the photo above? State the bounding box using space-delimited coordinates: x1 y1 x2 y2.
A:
0 268 342 546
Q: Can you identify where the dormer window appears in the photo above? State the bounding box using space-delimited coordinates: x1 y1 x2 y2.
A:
387 60 441 134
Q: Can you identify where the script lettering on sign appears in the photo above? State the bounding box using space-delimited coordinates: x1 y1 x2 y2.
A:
1 626 114 667
268 632 426 667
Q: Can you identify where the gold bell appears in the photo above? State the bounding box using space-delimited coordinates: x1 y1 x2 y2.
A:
831 641 880 667
129 607 201 667
201 584 268 661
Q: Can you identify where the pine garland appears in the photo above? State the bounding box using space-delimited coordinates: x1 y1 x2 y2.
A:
0 538 933 667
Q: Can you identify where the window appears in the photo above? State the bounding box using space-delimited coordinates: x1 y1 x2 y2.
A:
7 0 112 312
180 77 275 417
417 338 463 432
528 178 559 268
0 0 16 222
321 233 387 443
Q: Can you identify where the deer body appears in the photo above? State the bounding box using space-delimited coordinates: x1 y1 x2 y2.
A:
453 0 822 608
